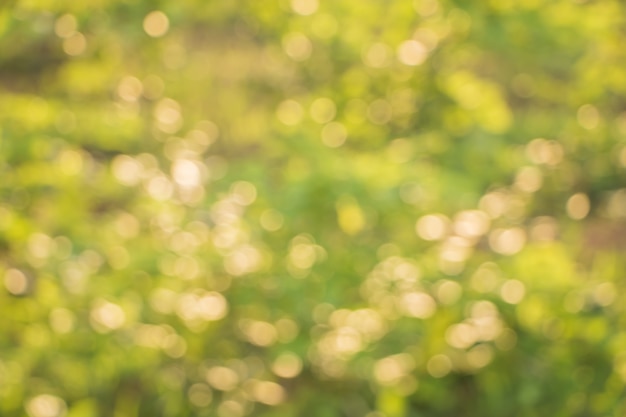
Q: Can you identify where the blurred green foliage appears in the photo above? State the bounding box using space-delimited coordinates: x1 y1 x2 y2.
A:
2 0 626 416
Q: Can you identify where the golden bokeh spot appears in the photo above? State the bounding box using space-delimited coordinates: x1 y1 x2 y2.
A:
321 122 347 148
566 193 590 220
514 166 543 193
260 209 284 231
363 43 392 68
283 32 312 61
276 100 304 126
291 0 319 15
310 97 336 124
500 279 526 304
336 196 365 235
272 352 303 378
489 227 526 255
415 213 450 241
117 76 143 102
397 40 428 66
188 383 213 407
206 366 239 391
143 11 170 38
62 33 86 56
413 0 440 16
426 354 452 378
54 14 77 38
250 380 286 405
525 138 563 166
577 104 600 130
4 268 28 295
25 394 66 417
171 159 202 188
90 300 126 333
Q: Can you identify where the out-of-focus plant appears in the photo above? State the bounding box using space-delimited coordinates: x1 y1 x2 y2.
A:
1 0 626 416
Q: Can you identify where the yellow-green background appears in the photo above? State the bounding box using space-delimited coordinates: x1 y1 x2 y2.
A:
1 0 626 416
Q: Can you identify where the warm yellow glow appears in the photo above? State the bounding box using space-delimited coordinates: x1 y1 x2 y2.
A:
593 282 616 307
466 344 494 369
111 154 142 186
115 212 140 239
321 122 347 148
435 280 462 305
289 243 317 269
260 209 284 231
90 300 126 332
4 268 28 295
336 196 365 235
155 98 182 133
146 175 174 200
276 100 304 125
397 40 428 66
150 288 177 314
25 394 66 417
495 328 517 350
49 308 75 334
453 210 490 238
525 138 563 166
283 32 312 61
514 166 542 193
479 191 508 219
134 323 170 348
106 245 130 270
63 33 86 56
224 244 262 276
217 401 244 417
206 366 239 391
416 213 450 241
117 76 143 102
500 279 525 304
402 291 436 318
311 13 338 38
367 99 392 125
251 380 286 405
445 323 477 349
529 216 558 242
373 353 415 385
577 104 599 129
413 0 439 16
566 193 590 220
231 181 257 205
363 43 392 68
28 233 54 259
386 139 414 164
489 227 526 255
319 327 364 356
291 0 318 15
606 189 626 219
440 236 472 263
188 383 213 407
176 291 228 324
54 14 77 38
310 97 336 124
272 352 303 378
239 320 278 347
143 11 170 38
426 354 452 378
344 309 386 341
172 159 202 188
58 149 83 176
470 263 499 293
